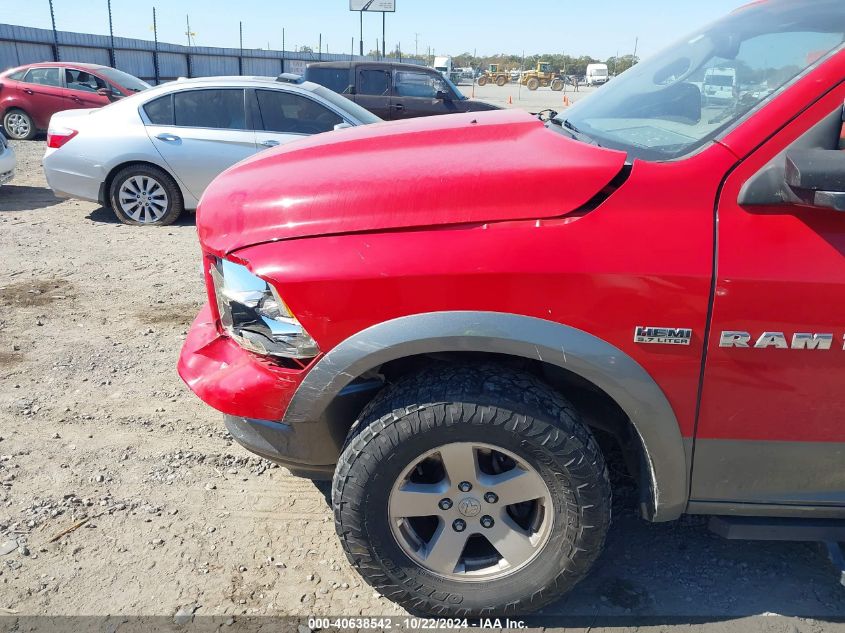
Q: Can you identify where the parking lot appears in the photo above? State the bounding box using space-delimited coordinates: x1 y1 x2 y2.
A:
463 81 600 113
1 137 844 630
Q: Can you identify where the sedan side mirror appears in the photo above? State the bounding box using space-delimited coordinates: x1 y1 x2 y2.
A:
435 90 451 101
785 149 845 211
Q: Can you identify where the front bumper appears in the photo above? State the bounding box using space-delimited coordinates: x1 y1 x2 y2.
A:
177 304 304 421
179 305 378 478
224 415 336 479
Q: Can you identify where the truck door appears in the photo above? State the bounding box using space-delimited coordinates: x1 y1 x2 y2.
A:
693 75 845 513
354 66 393 120
392 68 461 119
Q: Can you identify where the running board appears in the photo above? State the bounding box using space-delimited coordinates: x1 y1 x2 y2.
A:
709 516 845 587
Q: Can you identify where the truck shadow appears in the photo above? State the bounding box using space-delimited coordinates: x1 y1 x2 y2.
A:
534 503 845 624
312 480 845 623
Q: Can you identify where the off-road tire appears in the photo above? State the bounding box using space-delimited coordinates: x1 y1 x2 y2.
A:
109 163 184 226
477 75 488 87
551 79 564 92
527 78 540 91
332 363 611 616
495 75 507 87
3 108 36 140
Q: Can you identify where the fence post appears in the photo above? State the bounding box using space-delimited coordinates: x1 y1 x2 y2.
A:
152 7 160 84
281 28 285 74
107 0 116 68
49 0 60 61
238 21 243 75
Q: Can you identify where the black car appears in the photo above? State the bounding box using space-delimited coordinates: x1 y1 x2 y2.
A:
304 61 500 120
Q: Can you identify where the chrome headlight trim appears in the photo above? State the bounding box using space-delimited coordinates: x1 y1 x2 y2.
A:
210 258 320 360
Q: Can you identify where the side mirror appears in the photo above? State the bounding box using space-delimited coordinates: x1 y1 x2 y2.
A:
435 90 451 101
785 149 845 211
334 122 352 131
98 87 121 101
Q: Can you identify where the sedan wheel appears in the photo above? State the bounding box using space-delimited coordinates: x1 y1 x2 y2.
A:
109 164 184 226
118 175 169 224
3 110 35 140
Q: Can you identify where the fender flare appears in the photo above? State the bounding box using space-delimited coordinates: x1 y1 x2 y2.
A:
285 311 688 521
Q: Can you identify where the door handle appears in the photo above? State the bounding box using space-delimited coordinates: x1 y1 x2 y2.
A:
23 88 33 95
259 140 280 147
71 96 82 102
155 133 181 142
393 103 405 111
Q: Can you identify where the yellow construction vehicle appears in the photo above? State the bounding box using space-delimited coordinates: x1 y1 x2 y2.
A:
476 64 511 87
520 61 564 91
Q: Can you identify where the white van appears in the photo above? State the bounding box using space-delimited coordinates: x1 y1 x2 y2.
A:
585 63 609 86
433 56 453 80
703 67 737 105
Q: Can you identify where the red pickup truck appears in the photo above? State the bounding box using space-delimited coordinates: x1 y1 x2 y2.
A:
179 0 845 616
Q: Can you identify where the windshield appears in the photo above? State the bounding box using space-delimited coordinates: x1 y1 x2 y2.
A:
96 67 151 93
554 0 845 161
442 74 466 99
310 85 382 124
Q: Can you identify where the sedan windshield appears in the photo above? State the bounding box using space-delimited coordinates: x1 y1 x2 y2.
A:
97 67 151 93
553 0 845 161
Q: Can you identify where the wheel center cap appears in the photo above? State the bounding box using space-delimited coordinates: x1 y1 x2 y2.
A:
458 497 481 517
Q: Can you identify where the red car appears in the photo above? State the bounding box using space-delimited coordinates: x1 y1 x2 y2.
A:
0 62 149 140
179 0 845 616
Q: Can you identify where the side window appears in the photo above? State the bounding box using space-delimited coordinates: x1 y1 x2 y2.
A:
23 67 61 87
357 69 390 96
256 89 343 134
143 95 174 125
306 67 352 94
173 89 246 129
7 70 26 81
65 69 108 93
394 71 447 98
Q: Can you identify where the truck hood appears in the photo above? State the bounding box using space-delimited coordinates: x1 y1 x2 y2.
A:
198 109 627 255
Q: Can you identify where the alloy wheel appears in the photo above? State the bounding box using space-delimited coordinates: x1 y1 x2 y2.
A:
388 442 553 581
118 175 169 224
5 112 30 139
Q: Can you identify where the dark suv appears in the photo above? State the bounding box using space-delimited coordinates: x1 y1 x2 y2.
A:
305 61 499 120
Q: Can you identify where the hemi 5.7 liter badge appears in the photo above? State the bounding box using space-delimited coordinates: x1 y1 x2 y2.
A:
634 326 693 346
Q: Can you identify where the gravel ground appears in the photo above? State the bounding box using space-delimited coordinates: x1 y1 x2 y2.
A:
0 139 844 632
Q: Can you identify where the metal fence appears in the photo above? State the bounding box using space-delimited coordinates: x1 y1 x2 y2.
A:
0 23 423 84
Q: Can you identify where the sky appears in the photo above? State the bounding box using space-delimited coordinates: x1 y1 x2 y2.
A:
9 0 744 61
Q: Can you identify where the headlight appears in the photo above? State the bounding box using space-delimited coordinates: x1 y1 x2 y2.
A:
210 258 320 360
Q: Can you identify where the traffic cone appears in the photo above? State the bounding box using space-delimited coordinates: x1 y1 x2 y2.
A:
508 95 513 105
563 95 570 107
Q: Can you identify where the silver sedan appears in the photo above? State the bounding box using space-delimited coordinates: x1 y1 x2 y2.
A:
42 75 380 225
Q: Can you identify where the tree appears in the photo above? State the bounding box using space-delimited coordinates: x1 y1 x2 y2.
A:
606 54 639 75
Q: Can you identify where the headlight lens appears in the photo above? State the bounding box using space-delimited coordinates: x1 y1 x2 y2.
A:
210 258 320 359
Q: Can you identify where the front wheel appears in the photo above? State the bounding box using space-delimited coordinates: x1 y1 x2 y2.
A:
333 364 611 616
108 164 184 226
495 75 507 87
477 75 488 87
526 78 540 91
551 79 564 91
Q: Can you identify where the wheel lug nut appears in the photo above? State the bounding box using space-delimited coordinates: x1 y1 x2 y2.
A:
452 519 466 532
484 492 498 504
458 481 472 492
480 515 494 529
438 498 453 511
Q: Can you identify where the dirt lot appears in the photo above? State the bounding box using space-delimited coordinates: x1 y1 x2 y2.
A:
0 139 844 632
